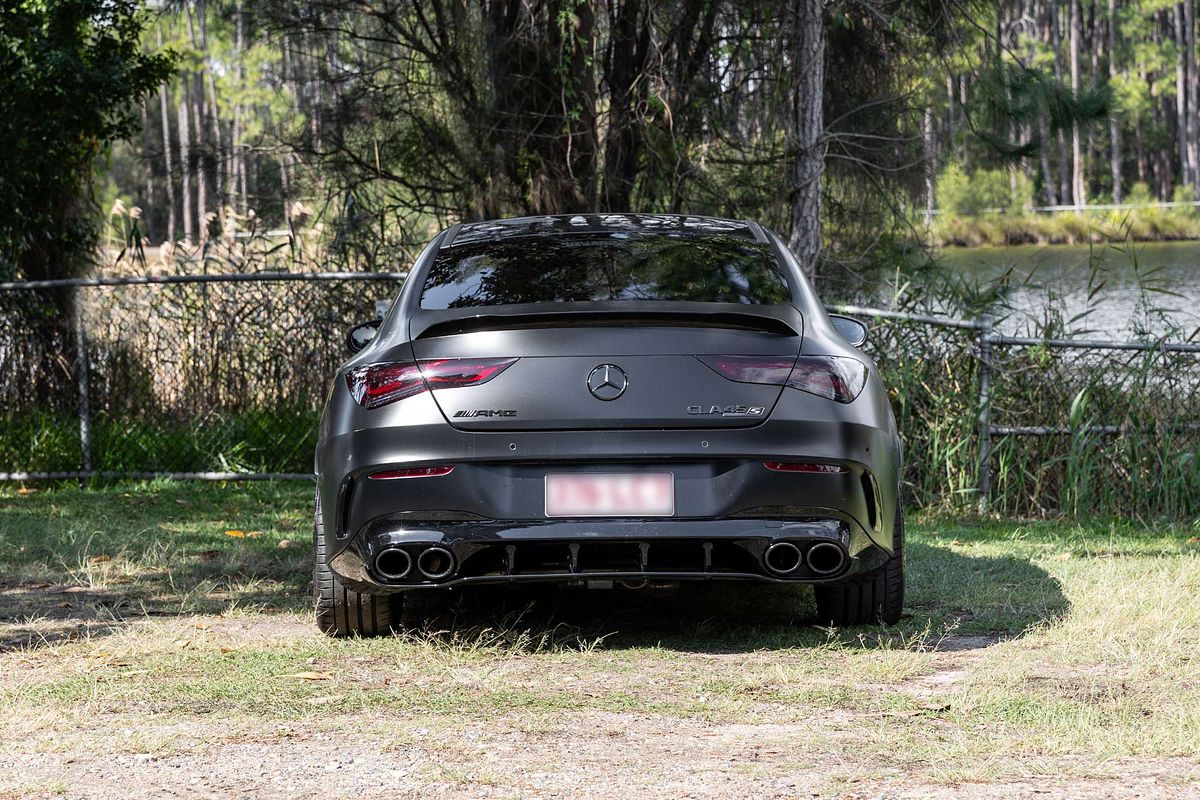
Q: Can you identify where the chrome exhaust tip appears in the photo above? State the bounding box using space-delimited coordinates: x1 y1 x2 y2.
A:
763 541 804 575
416 546 455 580
374 547 413 580
806 542 847 575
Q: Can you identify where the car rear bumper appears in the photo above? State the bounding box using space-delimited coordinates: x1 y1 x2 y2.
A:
316 397 901 593
328 513 890 593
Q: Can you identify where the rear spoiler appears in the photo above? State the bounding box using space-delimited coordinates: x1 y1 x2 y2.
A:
411 303 802 339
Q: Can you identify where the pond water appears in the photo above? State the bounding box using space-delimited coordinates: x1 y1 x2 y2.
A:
934 241 1200 339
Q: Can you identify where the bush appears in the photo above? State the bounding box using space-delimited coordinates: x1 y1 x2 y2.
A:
936 164 1033 216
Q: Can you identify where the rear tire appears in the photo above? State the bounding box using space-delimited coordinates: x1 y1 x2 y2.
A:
313 493 400 637
813 510 905 626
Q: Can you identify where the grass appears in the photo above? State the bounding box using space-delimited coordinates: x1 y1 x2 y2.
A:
0 409 319 474
931 205 1200 247
1 481 1199 795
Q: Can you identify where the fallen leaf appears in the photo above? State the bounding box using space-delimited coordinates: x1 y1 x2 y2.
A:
279 671 333 681
306 694 345 706
193 622 209 630
245 530 263 539
1187 536 1199 545
219 646 236 654
62 586 90 594
17 487 37 495
89 555 112 564
175 499 189 506
277 539 298 549
225 529 246 538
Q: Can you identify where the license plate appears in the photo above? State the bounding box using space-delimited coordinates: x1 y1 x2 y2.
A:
544 473 674 517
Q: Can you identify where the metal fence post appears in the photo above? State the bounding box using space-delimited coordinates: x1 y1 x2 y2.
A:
976 313 994 513
74 295 93 477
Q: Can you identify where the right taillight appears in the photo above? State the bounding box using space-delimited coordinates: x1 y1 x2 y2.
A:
785 356 867 403
698 354 867 404
346 357 516 409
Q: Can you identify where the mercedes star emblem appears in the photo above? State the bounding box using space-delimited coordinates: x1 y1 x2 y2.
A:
586 364 628 401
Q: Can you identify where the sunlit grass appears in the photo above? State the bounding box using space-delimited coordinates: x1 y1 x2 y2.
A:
1 482 1199 789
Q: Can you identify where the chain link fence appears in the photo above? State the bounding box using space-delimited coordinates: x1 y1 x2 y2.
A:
1 272 405 479
2 273 1198 517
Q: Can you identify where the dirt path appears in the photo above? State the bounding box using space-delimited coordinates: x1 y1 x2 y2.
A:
4 708 1196 799
2 616 1196 800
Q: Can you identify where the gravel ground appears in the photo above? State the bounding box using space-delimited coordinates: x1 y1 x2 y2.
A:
3 710 1197 799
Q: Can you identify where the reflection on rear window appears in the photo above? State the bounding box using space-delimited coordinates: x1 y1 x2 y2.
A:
420 233 791 309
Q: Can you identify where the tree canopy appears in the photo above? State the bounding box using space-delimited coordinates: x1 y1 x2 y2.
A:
0 0 173 280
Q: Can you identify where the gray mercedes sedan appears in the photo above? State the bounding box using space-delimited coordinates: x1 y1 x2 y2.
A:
314 214 903 636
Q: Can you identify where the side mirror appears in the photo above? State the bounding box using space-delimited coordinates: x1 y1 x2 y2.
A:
829 315 868 348
346 320 380 353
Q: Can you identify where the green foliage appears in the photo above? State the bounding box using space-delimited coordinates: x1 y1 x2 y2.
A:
935 164 1033 216
0 0 173 280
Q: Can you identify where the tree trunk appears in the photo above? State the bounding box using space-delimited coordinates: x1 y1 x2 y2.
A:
1175 3 1190 191
1109 0 1121 203
157 30 176 243
923 105 936 213
190 74 207 240
177 78 193 242
232 0 246 214
1069 0 1086 206
787 0 825 279
958 75 970 169
601 0 648 211
1185 0 1198 198
1040 109 1059 206
186 6 208 239
1086 0 1100 199
140 99 155 242
1050 3 1071 203
1135 110 1147 184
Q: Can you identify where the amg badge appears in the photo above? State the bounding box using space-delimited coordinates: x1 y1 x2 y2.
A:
453 409 517 418
687 404 766 417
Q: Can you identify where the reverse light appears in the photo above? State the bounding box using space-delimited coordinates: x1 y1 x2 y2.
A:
368 466 455 480
346 357 517 409
763 462 848 473
698 354 867 403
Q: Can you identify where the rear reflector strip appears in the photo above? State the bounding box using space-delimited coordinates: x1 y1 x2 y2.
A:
368 466 455 480
763 462 847 473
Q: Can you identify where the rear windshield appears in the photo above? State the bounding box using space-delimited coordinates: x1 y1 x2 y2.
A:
419 233 791 309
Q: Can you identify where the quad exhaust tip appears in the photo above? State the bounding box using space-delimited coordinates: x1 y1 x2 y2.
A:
417 546 455 580
374 547 413 580
806 542 847 575
763 541 804 575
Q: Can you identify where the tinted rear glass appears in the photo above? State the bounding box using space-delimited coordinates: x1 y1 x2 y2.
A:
420 233 791 309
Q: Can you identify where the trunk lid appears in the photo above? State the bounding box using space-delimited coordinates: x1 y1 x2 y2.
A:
408 303 802 431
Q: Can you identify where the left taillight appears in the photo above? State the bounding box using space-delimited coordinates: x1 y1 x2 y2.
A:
346 357 517 410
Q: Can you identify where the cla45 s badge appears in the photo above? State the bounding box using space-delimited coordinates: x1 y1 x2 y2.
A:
687 404 766 417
